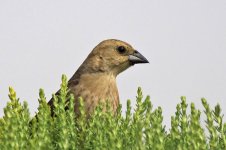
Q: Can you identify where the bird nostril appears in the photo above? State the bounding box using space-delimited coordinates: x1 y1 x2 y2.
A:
134 50 138 53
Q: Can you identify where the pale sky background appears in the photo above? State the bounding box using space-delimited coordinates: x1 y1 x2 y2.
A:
0 0 226 128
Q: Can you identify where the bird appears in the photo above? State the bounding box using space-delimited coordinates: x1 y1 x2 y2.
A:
48 39 149 116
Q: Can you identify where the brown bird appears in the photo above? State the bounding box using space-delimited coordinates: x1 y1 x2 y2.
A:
48 39 148 115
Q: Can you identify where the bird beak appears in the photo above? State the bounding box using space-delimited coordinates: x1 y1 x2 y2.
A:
129 50 149 64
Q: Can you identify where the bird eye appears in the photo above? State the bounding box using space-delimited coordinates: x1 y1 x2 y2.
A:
117 46 126 54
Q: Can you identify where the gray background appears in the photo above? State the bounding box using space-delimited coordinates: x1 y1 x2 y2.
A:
0 0 226 128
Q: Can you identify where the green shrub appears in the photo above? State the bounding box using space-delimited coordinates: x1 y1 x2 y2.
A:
0 75 225 150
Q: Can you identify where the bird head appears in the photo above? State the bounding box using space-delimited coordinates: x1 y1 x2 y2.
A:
83 39 149 76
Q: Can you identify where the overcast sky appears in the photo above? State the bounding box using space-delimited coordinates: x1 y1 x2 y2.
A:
0 0 226 128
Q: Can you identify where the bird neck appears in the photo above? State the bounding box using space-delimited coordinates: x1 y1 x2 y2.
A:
83 72 116 82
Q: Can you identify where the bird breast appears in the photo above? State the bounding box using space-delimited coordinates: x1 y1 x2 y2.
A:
69 73 119 115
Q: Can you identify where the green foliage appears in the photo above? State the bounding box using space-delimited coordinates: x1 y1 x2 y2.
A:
0 75 225 150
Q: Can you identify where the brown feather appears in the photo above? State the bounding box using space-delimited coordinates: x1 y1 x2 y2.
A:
47 39 148 116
